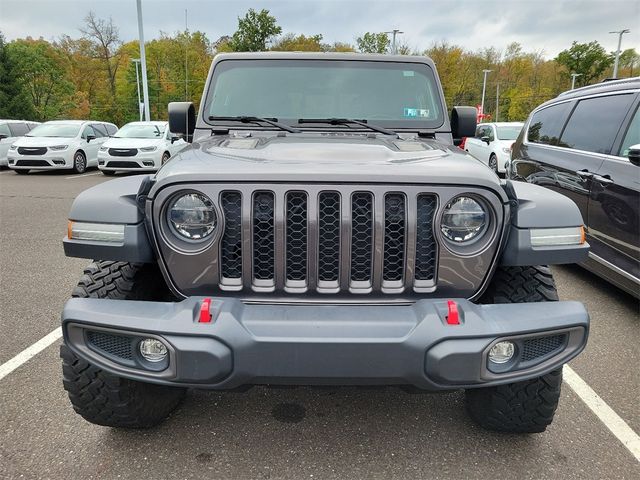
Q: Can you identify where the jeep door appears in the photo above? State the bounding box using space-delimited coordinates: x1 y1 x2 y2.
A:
587 97 640 288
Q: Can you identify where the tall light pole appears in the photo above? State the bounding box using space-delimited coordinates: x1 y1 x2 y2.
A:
131 59 142 121
570 73 582 90
385 29 404 54
136 0 151 121
610 29 630 78
480 69 492 116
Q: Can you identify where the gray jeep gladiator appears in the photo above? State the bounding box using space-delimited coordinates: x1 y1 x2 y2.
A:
60 52 590 433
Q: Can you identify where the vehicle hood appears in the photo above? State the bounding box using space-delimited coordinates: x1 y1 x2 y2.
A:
14 136 76 147
103 137 166 149
151 133 505 198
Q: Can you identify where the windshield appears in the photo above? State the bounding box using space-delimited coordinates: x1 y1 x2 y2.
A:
205 59 444 129
114 123 165 139
27 123 80 138
496 125 523 141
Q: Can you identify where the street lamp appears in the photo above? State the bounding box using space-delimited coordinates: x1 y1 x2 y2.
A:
385 29 404 54
609 29 630 79
481 69 492 117
570 73 582 90
130 59 143 121
136 0 151 121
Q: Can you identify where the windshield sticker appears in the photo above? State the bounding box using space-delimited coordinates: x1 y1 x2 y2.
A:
403 108 430 118
403 70 415 77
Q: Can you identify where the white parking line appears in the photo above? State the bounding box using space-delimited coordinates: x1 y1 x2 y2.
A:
564 365 640 462
0 328 638 463
0 327 62 381
65 172 101 179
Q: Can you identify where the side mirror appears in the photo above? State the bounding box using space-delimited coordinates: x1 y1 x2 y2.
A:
451 106 477 143
628 144 640 166
169 102 195 143
86 134 96 143
170 135 181 144
0 134 8 140
481 136 491 144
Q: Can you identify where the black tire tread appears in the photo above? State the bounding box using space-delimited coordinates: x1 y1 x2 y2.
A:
467 265 562 433
466 368 562 433
480 265 559 304
62 261 183 428
61 344 184 428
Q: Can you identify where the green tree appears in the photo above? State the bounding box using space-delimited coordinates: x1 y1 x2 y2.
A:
6 38 75 120
271 34 324 52
555 41 613 86
356 32 389 54
618 48 639 77
231 9 282 52
0 33 36 119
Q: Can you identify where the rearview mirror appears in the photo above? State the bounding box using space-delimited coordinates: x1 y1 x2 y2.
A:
451 106 477 144
169 102 195 143
86 134 96 142
628 144 640 166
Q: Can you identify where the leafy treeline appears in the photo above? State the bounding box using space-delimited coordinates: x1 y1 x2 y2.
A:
0 8 637 125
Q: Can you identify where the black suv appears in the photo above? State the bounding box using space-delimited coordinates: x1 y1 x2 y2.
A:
510 77 640 298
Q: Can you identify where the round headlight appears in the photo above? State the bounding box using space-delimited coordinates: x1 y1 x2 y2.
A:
441 196 487 243
168 192 217 240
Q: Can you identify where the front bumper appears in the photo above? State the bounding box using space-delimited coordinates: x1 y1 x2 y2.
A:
62 297 589 390
98 152 161 171
9 150 74 169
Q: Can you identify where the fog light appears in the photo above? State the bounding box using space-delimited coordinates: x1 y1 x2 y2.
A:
488 341 515 364
139 338 168 362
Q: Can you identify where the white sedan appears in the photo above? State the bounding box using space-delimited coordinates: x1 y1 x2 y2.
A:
464 122 523 174
8 120 117 174
98 121 186 175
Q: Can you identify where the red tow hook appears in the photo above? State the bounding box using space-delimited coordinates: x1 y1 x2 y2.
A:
199 298 213 323
446 300 460 325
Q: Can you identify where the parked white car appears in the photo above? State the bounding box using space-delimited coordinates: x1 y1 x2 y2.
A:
464 122 524 174
98 121 186 175
0 120 40 168
8 120 117 174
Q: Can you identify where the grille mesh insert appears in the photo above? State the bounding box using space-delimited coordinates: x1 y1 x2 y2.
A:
522 334 566 362
86 331 133 360
383 194 406 282
220 191 243 279
318 192 341 282
415 194 438 281
252 192 275 280
350 192 374 282
286 192 308 281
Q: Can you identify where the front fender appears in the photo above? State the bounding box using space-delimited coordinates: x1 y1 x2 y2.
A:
499 180 589 266
63 175 155 263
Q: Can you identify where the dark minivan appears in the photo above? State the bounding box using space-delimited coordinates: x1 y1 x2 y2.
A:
509 77 640 298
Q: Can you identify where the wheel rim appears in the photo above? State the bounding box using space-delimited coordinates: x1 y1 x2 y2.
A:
489 156 498 172
75 153 86 172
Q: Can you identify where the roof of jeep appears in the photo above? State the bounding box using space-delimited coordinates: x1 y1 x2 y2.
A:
213 51 436 66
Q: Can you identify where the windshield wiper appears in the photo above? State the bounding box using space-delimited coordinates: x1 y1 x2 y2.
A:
208 116 300 133
297 118 398 136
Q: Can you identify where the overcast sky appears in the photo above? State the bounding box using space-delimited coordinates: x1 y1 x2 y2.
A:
1 0 639 58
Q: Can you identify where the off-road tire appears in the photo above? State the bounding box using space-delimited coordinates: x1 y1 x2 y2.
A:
62 261 185 428
466 265 562 433
14 169 29 175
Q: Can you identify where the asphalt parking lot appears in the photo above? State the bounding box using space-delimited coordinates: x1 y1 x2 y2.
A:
0 169 638 480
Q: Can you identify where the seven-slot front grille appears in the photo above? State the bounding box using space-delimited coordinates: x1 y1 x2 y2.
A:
214 187 438 294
